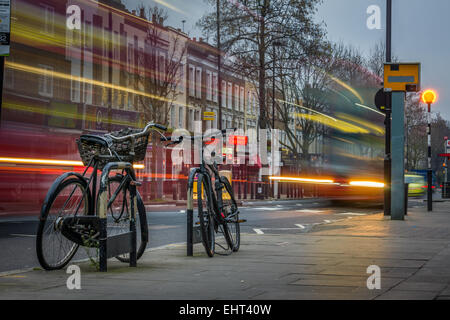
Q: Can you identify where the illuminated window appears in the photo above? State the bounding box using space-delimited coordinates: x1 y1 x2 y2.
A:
38 64 53 98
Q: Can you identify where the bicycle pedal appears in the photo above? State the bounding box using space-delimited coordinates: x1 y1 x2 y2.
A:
238 219 247 223
195 221 201 225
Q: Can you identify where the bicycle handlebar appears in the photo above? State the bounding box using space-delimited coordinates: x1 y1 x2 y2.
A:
106 122 167 142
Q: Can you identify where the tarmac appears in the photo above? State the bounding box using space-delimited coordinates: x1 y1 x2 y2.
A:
1 201 450 300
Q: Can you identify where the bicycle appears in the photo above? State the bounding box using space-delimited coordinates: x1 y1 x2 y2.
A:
36 122 167 270
162 129 243 257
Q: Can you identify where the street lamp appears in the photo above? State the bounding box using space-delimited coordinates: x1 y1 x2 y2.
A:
272 40 283 199
421 89 438 211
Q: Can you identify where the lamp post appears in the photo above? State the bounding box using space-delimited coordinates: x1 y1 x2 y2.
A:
422 89 437 211
384 0 392 216
272 40 282 198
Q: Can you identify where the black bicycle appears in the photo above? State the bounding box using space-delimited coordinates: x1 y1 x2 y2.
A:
36 122 167 270
162 129 242 257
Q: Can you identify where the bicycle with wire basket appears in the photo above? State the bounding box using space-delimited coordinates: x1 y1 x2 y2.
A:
36 122 167 271
162 129 245 257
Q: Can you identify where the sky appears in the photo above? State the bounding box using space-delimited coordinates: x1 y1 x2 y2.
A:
122 0 450 120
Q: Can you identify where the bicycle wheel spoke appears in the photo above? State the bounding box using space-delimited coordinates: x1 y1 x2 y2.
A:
37 179 87 269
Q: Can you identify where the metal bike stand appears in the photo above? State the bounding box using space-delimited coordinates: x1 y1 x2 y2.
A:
186 168 203 256
98 162 137 272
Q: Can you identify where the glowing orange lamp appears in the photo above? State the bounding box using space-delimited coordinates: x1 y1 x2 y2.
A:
421 89 437 105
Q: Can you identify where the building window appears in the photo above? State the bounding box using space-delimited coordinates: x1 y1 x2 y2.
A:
227 82 232 109
206 71 212 101
247 90 251 113
41 4 54 36
178 106 184 128
127 43 134 73
171 105 177 128
234 85 239 111
188 109 194 131
240 87 244 112
84 21 92 50
221 80 226 107
188 65 195 97
195 67 202 99
38 64 53 98
212 73 218 103
159 52 165 85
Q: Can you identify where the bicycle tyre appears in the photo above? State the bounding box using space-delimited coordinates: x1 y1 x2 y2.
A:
102 175 148 263
220 176 240 252
36 177 90 270
197 174 215 257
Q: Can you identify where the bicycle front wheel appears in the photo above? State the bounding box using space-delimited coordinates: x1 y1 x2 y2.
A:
220 176 240 252
197 174 215 257
36 177 90 270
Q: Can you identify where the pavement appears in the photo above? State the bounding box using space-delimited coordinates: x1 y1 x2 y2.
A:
1 201 450 300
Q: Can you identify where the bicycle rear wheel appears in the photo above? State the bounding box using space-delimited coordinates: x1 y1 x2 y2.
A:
36 177 90 270
104 174 148 263
197 174 215 257
220 176 240 252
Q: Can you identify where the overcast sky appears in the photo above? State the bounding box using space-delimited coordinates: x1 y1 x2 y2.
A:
122 0 450 120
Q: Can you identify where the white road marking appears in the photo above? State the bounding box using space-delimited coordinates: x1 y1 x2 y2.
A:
296 204 303 207
253 228 264 234
253 207 281 211
295 224 306 229
296 209 325 213
179 210 186 213
336 212 367 216
10 234 36 238
324 220 332 223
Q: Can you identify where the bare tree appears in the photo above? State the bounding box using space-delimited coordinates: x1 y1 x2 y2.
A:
405 93 427 171
197 0 325 129
134 5 186 200
136 5 186 126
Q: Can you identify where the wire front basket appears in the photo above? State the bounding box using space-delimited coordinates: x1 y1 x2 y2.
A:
77 128 150 170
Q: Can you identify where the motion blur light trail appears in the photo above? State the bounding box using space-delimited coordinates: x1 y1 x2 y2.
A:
269 176 336 185
349 181 385 188
295 113 370 134
0 157 145 169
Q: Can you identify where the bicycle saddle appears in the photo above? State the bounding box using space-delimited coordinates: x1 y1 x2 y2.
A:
79 134 112 148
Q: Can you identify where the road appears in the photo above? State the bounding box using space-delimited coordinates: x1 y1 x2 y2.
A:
0 198 426 273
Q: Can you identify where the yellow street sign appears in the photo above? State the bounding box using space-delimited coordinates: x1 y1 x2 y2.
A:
203 111 216 121
384 63 421 92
